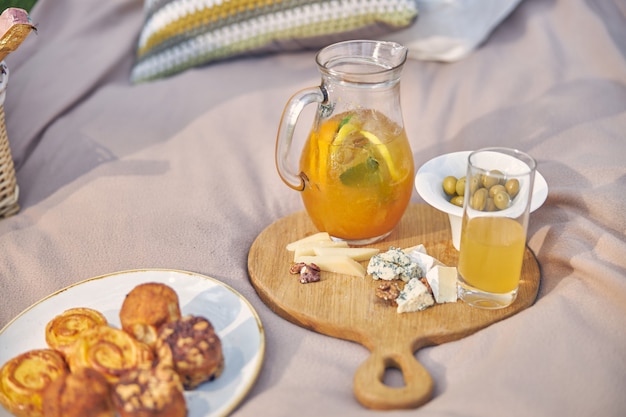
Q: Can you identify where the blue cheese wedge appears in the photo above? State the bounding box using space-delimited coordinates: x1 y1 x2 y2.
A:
425 265 458 303
367 247 424 282
396 277 435 313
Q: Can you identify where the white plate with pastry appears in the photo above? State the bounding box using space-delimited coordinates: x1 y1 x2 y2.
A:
0 269 265 417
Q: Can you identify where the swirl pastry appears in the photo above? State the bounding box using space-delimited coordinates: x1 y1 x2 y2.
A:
45 307 108 357
112 364 186 417
156 315 224 389
120 283 182 348
0 349 68 417
42 367 115 417
66 325 154 384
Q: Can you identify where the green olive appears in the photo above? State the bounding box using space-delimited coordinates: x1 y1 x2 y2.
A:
470 188 488 211
489 184 507 199
505 178 520 198
494 191 511 210
450 195 464 207
442 176 458 196
469 175 481 195
455 177 466 196
485 197 497 212
482 169 504 189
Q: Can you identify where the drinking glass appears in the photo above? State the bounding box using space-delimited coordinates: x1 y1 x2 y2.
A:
457 147 536 309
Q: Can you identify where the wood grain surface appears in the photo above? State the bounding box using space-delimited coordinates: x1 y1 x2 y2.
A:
247 203 540 410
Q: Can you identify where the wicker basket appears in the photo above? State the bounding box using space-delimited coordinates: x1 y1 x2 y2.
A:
0 61 19 218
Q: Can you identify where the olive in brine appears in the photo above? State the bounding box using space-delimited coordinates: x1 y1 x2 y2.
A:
469 175 481 195
443 176 457 196
470 188 488 211
482 169 504 189
489 184 507 199
505 178 520 198
494 191 511 210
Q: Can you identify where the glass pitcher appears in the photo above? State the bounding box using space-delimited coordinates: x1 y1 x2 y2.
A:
276 40 414 245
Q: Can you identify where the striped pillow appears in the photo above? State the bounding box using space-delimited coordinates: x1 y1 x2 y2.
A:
131 0 418 83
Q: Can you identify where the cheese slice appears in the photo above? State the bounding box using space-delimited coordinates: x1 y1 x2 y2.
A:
426 265 458 303
286 232 331 251
292 240 349 260
312 247 379 262
295 255 366 278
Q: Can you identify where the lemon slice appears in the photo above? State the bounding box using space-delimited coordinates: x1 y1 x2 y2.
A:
333 122 358 146
360 130 400 181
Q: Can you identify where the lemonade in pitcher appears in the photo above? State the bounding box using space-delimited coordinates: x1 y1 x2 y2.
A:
275 40 414 244
299 109 414 242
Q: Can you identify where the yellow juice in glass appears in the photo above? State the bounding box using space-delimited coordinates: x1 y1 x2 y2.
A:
458 216 526 294
299 109 414 242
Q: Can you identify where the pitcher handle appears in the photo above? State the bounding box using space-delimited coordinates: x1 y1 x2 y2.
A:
275 86 326 191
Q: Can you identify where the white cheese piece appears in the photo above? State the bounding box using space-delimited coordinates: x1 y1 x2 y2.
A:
295 255 366 278
407 250 440 276
293 240 349 260
286 232 331 251
396 277 435 313
402 244 427 255
312 246 379 262
367 247 424 282
426 265 458 303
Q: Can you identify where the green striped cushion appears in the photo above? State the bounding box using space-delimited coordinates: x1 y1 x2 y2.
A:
131 0 418 83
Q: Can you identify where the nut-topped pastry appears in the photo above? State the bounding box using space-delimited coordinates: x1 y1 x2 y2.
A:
42 367 115 417
156 315 224 389
112 364 186 417
0 349 68 417
120 283 182 348
45 307 108 357
66 325 154 384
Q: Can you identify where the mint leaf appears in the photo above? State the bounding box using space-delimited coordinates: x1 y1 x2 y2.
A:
339 157 382 186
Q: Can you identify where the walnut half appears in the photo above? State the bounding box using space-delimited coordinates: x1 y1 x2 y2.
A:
375 282 401 303
290 262 321 284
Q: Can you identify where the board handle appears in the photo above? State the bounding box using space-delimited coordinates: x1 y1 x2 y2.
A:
353 345 433 410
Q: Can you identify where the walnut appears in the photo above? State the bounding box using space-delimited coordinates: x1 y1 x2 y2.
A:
289 262 306 274
375 282 401 303
298 263 321 284
420 277 433 296
290 262 321 283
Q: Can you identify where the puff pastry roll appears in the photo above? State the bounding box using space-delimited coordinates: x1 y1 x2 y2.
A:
0 349 68 417
66 325 153 384
45 307 108 357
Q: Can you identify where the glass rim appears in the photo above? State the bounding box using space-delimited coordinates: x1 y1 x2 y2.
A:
468 147 537 176
315 40 408 80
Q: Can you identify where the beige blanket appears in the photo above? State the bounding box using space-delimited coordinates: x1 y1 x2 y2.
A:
1 0 625 416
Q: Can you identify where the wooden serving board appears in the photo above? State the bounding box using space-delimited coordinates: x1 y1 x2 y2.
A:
247 203 540 410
